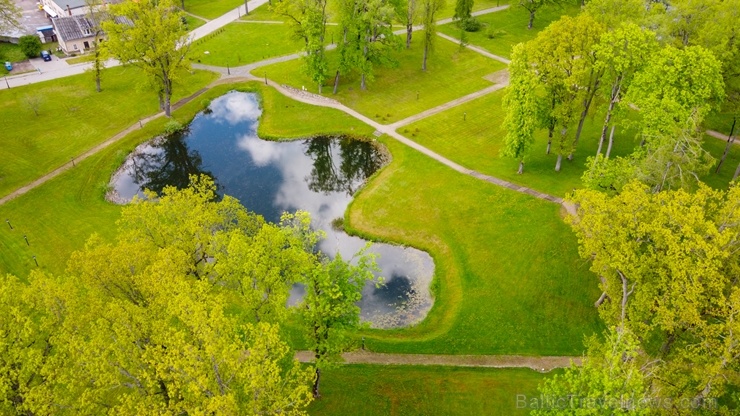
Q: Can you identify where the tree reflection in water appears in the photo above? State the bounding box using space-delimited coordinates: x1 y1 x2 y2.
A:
128 130 215 196
304 136 385 195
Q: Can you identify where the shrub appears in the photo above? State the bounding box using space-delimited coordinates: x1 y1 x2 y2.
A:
19 35 42 58
484 26 506 39
457 17 481 32
163 120 185 135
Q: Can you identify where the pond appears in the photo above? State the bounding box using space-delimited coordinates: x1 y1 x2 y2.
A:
109 91 434 328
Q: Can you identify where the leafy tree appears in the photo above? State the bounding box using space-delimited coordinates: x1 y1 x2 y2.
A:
103 0 191 116
627 45 725 141
453 0 473 21
583 0 646 30
695 0 740 173
502 44 538 174
302 0 330 92
566 181 740 409
518 0 560 30
299 249 377 398
534 327 653 415
392 0 418 48
591 24 658 158
525 14 605 170
18 35 42 59
334 0 399 91
420 0 445 70
0 0 20 33
85 0 108 92
656 0 719 47
0 273 69 415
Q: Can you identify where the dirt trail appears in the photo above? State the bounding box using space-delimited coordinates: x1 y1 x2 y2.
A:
295 350 579 372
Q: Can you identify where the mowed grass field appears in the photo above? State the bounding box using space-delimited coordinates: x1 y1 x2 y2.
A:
308 365 550 416
262 36 505 122
438 3 581 59
242 0 511 24
402 89 740 196
0 67 218 198
184 0 242 19
349 136 602 355
0 81 374 278
191 22 302 66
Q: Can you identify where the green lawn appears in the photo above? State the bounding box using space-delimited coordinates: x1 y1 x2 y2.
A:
438 3 581 59
309 365 549 415
185 14 207 31
349 136 602 355
0 67 218 199
184 0 242 19
403 89 740 197
65 54 95 65
191 22 302 67
0 81 373 277
262 36 505 122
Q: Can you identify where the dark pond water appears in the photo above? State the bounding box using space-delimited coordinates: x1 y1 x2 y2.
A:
109 92 434 328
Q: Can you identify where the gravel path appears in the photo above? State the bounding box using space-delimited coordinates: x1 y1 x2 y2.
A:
295 350 579 372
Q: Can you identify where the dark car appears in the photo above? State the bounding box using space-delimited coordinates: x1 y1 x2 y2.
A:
41 51 52 62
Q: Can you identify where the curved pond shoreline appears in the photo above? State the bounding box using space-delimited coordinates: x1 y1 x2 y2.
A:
108 91 435 329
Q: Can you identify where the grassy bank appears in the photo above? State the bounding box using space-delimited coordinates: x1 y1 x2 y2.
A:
0 81 373 277
191 22 301 67
0 67 218 198
309 365 549 415
348 136 602 355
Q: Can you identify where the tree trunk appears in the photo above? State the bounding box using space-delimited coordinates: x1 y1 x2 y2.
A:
406 22 413 48
158 91 164 111
734 160 740 181
605 125 616 158
594 291 608 307
361 73 366 90
95 74 101 93
715 116 737 173
181 0 184 9
597 82 621 156
422 42 428 70
555 154 562 171
312 367 321 398
244 0 249 15
546 127 553 154
318 82 322 94
163 78 172 117
517 160 524 174
527 10 535 29
333 70 340 94
574 83 598 148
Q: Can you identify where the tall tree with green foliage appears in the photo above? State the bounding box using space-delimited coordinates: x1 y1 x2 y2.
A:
583 0 646 30
502 44 539 174
85 0 107 93
103 0 191 116
627 45 725 140
518 0 560 30
420 0 445 70
334 0 399 91
525 14 605 170
299 247 377 398
591 23 657 158
393 0 418 48
534 327 653 415
453 0 473 21
18 35 42 59
302 0 330 92
563 181 740 411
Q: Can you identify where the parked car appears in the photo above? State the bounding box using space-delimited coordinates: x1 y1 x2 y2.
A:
4 62 11 71
41 51 52 62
